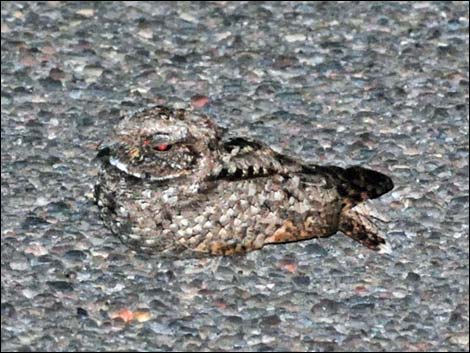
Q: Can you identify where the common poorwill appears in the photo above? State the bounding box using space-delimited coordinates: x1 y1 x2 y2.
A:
95 106 394 257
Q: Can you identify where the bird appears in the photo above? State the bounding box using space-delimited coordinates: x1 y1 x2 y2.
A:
94 105 394 257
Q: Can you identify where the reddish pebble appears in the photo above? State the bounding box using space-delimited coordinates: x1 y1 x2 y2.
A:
112 308 134 323
191 95 209 108
21 55 37 67
214 299 227 309
355 285 368 295
280 260 297 273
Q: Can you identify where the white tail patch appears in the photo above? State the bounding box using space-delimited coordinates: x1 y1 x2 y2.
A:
378 242 393 255
353 202 390 223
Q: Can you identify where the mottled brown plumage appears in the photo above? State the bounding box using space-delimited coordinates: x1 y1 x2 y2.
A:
95 106 394 257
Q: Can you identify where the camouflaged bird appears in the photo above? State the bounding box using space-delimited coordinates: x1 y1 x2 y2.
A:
95 105 394 257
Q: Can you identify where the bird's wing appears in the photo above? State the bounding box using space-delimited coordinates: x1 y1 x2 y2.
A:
208 137 302 180
303 164 394 205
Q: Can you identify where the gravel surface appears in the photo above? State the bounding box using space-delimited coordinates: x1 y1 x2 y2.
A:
1 1 469 351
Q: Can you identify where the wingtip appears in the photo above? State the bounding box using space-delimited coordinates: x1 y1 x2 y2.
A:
346 166 394 200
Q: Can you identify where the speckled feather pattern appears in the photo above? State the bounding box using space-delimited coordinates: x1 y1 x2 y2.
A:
95 106 393 257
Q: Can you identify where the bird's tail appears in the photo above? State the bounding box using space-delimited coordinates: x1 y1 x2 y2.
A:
338 203 392 253
316 165 394 253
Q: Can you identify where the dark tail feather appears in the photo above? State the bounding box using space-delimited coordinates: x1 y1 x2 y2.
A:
319 165 394 204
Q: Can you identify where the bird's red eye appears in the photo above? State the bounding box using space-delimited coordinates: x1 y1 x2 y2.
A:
154 144 171 151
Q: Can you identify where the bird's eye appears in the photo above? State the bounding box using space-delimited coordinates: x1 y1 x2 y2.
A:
153 144 172 151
